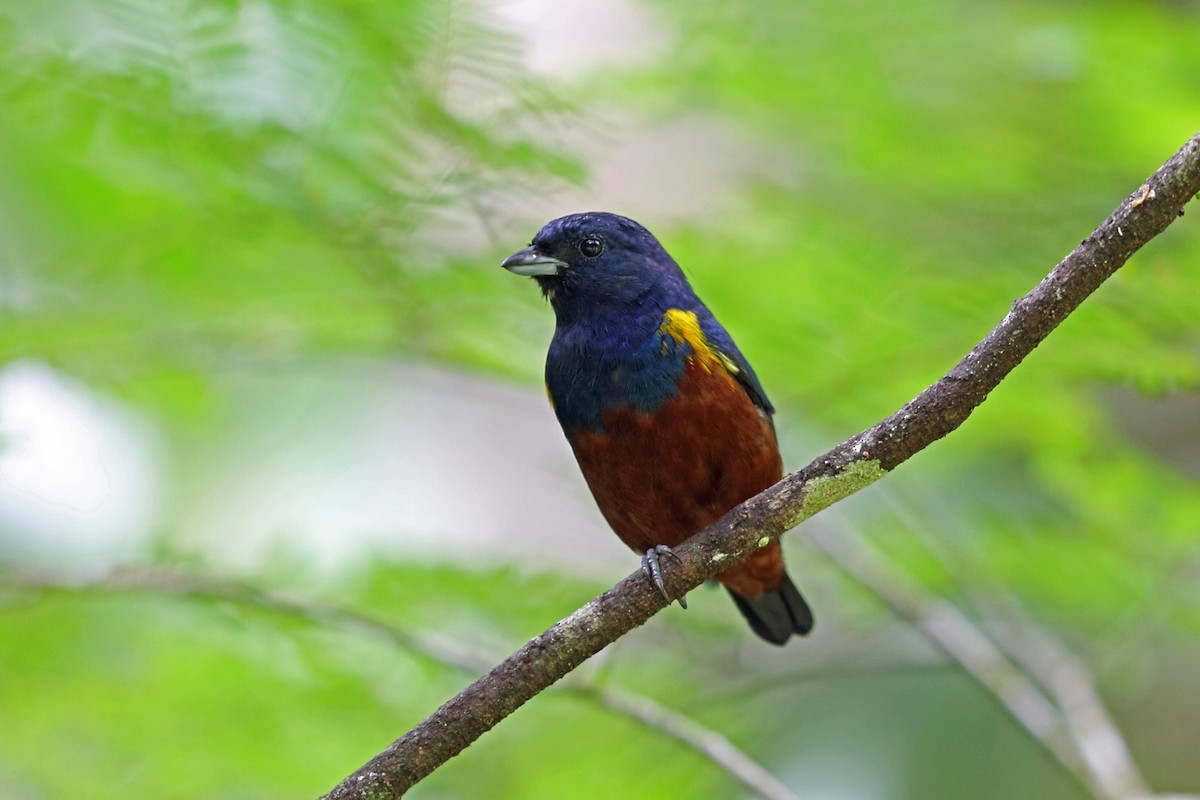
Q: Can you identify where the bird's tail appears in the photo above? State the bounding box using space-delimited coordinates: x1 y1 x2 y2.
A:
728 573 814 645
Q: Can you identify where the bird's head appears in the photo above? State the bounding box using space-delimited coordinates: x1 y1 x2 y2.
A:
501 212 691 318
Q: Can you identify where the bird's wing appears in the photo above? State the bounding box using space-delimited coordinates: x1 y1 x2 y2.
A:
710 341 775 419
659 305 776 422
696 311 776 420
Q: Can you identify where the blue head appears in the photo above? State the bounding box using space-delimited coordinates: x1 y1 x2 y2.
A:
503 212 771 430
501 212 697 327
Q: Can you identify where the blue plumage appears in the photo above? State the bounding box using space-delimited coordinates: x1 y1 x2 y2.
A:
503 211 812 644
518 212 772 430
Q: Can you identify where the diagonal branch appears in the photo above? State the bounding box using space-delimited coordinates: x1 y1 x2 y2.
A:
323 133 1200 799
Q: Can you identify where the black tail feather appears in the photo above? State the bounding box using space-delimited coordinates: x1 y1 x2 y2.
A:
728 574 814 645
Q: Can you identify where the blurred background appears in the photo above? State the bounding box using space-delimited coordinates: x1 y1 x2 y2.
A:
1 0 1198 798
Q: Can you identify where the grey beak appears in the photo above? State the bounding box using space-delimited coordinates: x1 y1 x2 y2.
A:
501 246 566 277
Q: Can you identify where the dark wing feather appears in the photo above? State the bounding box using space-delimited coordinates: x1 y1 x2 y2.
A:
697 312 774 417
712 344 773 416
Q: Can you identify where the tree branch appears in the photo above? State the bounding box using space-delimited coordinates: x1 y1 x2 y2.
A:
322 133 1200 798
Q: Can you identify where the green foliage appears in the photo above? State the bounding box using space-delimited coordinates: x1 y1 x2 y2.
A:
2 0 1198 798
0 0 578 415
0 563 1092 800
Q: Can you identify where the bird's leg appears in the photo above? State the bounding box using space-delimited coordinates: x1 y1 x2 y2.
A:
641 545 688 609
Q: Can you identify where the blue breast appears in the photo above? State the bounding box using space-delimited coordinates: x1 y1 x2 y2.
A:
546 304 695 431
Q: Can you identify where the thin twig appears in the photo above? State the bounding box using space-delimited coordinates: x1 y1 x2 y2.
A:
806 525 1084 770
4 567 801 800
977 601 1199 800
810 522 1200 800
564 684 801 800
830 483 1194 800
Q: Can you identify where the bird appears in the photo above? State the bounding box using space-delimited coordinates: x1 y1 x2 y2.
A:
502 211 813 645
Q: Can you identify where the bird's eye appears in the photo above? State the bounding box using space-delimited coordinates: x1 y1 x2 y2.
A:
578 237 604 258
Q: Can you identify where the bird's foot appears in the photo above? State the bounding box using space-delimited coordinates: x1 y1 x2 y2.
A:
641 545 688 609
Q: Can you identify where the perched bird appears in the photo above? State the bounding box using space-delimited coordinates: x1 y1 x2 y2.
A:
502 212 813 645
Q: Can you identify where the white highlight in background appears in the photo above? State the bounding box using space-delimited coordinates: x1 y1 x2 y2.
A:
0 360 162 565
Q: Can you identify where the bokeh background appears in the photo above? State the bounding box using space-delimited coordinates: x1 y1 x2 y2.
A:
1 1 1198 798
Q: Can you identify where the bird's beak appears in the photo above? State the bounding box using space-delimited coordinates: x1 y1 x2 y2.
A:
501 246 566 277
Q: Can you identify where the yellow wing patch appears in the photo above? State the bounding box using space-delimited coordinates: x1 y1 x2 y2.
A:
658 308 737 375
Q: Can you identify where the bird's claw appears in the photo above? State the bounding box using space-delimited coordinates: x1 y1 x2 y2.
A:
641 545 688 609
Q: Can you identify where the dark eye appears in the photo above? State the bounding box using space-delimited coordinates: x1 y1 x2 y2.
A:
578 237 604 258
